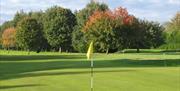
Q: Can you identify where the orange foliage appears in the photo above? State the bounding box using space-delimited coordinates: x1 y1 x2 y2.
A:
2 28 16 48
83 7 134 32
83 10 113 32
113 7 134 25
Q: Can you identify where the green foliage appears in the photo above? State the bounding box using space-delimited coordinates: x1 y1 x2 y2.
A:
0 21 14 36
16 17 44 51
160 12 180 49
0 21 14 31
72 26 88 52
160 30 180 49
28 11 44 24
13 10 28 27
0 11 27 45
44 6 76 51
75 1 108 26
0 3 168 52
125 19 165 52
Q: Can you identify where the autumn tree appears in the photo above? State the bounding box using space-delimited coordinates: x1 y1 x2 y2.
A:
83 11 116 53
72 1 109 52
2 28 16 49
83 7 134 53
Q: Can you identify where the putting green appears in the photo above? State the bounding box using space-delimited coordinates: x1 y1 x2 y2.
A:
0 51 180 91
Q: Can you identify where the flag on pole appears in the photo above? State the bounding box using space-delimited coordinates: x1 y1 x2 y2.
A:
87 41 93 60
87 41 94 91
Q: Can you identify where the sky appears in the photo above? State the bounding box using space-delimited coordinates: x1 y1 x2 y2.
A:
0 0 180 25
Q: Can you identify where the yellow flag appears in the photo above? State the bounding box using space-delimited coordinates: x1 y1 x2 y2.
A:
87 41 93 60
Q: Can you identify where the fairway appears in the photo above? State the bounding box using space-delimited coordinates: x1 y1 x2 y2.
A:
0 51 180 91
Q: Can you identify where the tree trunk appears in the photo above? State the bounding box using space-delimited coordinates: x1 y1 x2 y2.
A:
8 47 10 54
28 50 30 55
136 41 140 53
106 48 109 55
137 48 140 53
59 47 61 53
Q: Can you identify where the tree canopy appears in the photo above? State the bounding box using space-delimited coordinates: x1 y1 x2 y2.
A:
44 6 76 51
16 17 44 51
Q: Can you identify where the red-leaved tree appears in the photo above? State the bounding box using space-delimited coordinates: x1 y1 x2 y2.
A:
83 7 134 53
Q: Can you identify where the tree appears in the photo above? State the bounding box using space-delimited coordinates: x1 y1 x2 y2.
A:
2 28 16 49
44 6 76 52
121 19 165 52
0 11 27 46
72 1 109 52
161 12 180 49
112 7 134 50
28 11 51 51
83 11 115 53
83 7 134 53
0 21 14 48
16 17 44 52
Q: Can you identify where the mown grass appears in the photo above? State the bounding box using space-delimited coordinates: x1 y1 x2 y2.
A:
0 50 180 91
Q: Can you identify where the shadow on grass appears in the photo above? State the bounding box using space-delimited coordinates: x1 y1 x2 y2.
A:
0 84 44 90
0 55 180 81
0 55 85 61
137 52 180 55
0 70 136 81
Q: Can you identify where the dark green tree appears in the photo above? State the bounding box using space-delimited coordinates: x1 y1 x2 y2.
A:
28 11 51 51
125 19 165 52
43 6 76 52
16 17 44 52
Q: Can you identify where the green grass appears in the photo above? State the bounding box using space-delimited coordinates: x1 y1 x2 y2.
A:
0 50 180 91
119 49 180 53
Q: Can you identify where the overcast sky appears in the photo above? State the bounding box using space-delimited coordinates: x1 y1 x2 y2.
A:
0 0 180 25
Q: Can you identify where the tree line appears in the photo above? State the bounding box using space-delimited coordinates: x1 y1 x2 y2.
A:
0 1 179 53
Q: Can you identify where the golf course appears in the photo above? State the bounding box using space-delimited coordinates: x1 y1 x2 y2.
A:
0 0 180 91
0 50 180 91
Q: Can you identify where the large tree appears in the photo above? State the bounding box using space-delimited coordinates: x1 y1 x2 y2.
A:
125 19 165 52
28 11 51 51
72 1 109 52
44 6 76 52
83 7 134 53
83 11 116 53
16 17 44 52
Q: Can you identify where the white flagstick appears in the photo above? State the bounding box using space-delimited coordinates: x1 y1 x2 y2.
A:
91 58 94 91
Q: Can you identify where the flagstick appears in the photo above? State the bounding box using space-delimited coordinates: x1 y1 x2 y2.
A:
91 58 94 91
